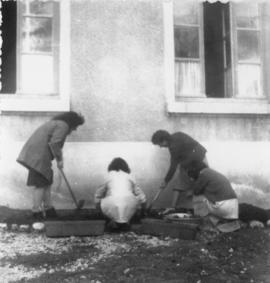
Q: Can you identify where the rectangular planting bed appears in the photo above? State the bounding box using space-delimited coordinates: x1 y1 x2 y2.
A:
140 218 199 240
45 220 106 237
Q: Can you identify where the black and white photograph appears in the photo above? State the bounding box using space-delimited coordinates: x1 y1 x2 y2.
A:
0 0 270 282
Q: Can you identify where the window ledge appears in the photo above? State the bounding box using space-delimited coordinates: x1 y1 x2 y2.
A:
167 98 270 114
0 94 70 112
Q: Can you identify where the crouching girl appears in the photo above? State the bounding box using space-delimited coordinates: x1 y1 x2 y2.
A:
95 157 146 231
186 160 240 232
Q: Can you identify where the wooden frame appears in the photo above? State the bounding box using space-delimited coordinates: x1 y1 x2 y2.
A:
173 1 205 98
17 0 59 95
231 2 264 99
0 0 70 112
164 0 270 114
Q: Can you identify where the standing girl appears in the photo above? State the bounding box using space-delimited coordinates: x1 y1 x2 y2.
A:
17 111 85 220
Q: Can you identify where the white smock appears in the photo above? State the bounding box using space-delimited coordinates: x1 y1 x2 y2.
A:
96 171 146 223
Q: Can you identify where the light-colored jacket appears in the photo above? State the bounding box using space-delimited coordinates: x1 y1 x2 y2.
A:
95 170 146 204
95 170 146 223
17 120 70 181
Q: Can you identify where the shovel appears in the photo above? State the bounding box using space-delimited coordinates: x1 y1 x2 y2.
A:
49 144 85 210
147 187 164 212
58 168 85 210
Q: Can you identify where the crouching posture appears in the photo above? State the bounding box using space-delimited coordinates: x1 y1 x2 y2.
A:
95 158 146 231
187 160 240 232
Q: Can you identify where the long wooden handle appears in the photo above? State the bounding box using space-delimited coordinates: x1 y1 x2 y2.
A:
58 167 79 207
148 188 163 210
49 143 81 209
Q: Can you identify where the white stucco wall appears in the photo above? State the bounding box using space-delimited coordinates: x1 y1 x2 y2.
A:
0 0 270 211
1 141 270 209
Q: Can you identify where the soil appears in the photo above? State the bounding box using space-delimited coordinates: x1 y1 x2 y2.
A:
0 206 270 283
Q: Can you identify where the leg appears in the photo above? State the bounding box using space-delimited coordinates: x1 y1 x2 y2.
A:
32 187 45 220
28 168 54 219
43 186 57 218
174 167 193 209
43 185 52 210
32 187 44 213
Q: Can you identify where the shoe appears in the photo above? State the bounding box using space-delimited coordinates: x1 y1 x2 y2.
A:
217 220 241 233
117 223 130 232
106 220 119 232
33 212 45 221
45 207 57 219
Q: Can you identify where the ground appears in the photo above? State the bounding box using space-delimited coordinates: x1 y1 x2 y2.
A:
0 207 270 283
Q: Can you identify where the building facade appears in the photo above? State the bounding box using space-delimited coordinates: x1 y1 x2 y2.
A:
0 0 270 209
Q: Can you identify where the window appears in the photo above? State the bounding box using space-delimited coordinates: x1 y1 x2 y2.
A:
234 3 262 98
164 0 270 114
174 1 204 97
0 0 70 112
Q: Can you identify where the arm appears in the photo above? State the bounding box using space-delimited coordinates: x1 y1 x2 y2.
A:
131 182 147 217
190 175 208 196
132 183 147 204
94 184 108 204
48 121 70 167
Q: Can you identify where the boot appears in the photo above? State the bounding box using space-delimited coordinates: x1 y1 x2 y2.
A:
32 211 45 221
45 207 57 219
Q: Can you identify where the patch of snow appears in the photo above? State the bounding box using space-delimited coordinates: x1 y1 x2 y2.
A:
232 183 265 198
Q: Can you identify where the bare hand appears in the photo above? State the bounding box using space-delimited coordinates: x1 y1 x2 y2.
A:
57 160 64 169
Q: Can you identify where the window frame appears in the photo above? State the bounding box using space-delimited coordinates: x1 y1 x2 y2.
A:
0 0 70 112
164 0 270 114
174 2 205 98
232 2 263 99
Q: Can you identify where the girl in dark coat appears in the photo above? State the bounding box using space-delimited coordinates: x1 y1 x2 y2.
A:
17 111 84 220
151 129 208 212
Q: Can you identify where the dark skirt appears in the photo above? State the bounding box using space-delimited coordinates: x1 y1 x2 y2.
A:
27 169 53 188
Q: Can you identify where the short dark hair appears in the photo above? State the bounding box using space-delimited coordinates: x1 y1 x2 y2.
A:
185 160 208 180
151 130 170 145
108 157 131 174
52 111 85 129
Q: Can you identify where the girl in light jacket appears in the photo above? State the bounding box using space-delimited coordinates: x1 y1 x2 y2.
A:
17 111 84 220
95 157 146 231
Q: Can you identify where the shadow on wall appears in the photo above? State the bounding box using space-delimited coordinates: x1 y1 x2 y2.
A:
229 174 270 209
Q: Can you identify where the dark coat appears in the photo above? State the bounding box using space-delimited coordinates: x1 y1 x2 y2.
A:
17 120 70 181
191 168 237 203
165 132 206 183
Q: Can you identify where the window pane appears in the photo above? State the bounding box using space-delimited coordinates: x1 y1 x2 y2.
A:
22 17 53 52
237 30 259 62
20 54 54 93
235 3 259 28
30 1 54 15
175 61 201 96
237 64 261 98
174 1 198 25
174 26 199 58
21 0 54 15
